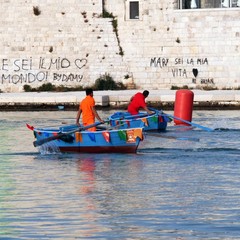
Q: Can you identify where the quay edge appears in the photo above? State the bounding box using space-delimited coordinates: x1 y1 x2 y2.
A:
0 90 240 111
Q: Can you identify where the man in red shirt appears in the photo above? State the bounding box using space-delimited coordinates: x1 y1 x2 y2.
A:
127 90 153 115
76 88 104 131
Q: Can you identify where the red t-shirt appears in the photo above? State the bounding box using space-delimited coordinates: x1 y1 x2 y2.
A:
127 92 146 115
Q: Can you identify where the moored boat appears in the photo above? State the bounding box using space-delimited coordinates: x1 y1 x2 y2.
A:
29 124 144 154
108 109 171 132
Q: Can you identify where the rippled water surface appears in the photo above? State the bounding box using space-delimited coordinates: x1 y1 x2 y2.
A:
0 110 239 239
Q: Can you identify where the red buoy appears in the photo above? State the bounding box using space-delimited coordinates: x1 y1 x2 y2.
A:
174 90 194 125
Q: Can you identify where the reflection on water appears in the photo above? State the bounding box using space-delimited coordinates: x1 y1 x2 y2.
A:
0 110 240 239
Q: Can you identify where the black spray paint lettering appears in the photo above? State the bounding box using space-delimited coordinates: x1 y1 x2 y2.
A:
175 58 184 65
1 59 9 71
171 68 187 78
53 73 83 82
187 59 194 65
197 58 208 65
192 68 198 77
14 58 33 72
1 71 48 84
0 58 33 71
39 57 87 70
39 57 71 70
74 59 87 69
150 57 169 68
175 58 205 65
201 78 214 84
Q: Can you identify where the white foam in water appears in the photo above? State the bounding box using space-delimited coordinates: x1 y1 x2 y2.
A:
38 141 61 155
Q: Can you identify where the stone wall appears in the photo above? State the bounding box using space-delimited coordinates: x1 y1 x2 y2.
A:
0 0 239 92
105 0 240 89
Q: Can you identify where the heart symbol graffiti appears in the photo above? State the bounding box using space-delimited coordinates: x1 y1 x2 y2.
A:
192 68 198 78
75 59 87 69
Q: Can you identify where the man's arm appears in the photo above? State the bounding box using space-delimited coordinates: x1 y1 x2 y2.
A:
92 106 104 123
76 108 82 125
143 106 153 115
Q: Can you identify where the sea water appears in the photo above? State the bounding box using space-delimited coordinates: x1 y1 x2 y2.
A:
0 110 239 240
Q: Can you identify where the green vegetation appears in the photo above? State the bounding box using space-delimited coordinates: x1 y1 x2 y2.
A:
23 83 84 92
100 8 124 56
23 74 126 92
171 85 189 90
94 73 126 90
201 86 218 91
170 85 240 91
101 9 114 18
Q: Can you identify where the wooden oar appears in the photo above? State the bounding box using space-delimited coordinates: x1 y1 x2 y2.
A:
33 121 106 147
149 108 214 132
146 132 199 142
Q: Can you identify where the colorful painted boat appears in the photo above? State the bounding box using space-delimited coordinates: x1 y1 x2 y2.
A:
29 124 144 154
108 109 171 132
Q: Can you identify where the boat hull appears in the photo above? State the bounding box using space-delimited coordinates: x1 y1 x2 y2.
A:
33 125 143 154
58 145 138 153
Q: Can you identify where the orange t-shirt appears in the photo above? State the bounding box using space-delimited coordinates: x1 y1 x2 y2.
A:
80 95 95 129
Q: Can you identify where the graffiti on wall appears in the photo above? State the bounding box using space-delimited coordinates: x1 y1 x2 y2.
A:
0 57 87 85
150 57 214 84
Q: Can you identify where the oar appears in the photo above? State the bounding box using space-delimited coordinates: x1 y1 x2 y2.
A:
110 110 156 121
149 108 214 132
33 121 106 147
146 132 199 142
163 113 214 132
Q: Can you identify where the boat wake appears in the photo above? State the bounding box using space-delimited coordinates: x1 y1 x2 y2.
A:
138 147 240 154
38 141 61 155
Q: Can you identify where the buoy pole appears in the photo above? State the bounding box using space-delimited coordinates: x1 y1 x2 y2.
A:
174 89 194 125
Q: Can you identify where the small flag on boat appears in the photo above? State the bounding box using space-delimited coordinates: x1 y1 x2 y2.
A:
152 116 158 123
75 132 83 142
102 132 110 143
26 123 34 130
141 118 148 126
134 128 143 140
118 130 127 141
158 116 164 122
88 132 96 142
126 130 135 143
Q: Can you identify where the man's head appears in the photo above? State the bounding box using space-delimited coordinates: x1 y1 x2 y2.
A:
143 90 149 98
86 88 93 96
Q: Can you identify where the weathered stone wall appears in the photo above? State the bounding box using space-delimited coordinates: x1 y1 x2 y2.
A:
0 0 239 92
105 0 240 89
0 0 126 92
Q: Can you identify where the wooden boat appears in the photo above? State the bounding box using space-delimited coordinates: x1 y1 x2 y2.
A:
29 124 144 154
108 109 171 132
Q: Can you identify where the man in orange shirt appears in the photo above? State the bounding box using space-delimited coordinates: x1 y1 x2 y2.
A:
127 90 153 115
76 88 104 131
